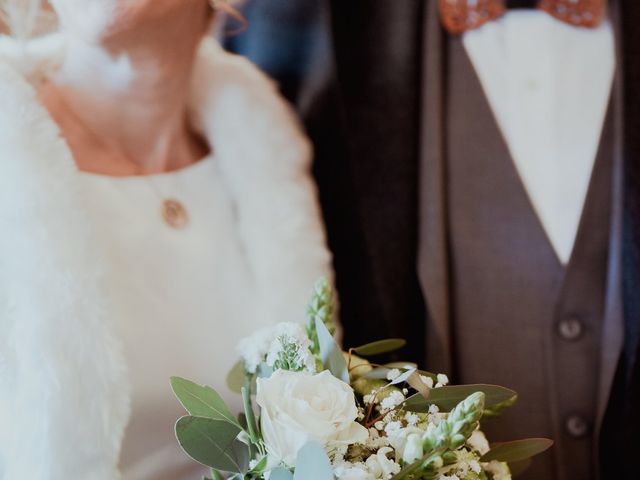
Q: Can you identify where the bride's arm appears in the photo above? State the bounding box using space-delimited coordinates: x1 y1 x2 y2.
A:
192 42 334 325
0 61 129 480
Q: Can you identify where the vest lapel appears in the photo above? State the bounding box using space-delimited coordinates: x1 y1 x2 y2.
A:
329 0 426 353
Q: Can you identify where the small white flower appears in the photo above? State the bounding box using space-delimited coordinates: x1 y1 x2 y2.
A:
380 391 405 411
436 373 449 386
237 322 315 374
363 394 376 405
470 460 481 474
466 430 490 456
428 404 440 414
405 412 419 426
420 375 434 389
483 461 512 480
384 421 402 436
365 447 401 478
333 462 374 480
386 368 401 381
374 421 385 431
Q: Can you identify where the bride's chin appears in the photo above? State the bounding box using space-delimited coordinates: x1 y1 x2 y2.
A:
49 0 183 40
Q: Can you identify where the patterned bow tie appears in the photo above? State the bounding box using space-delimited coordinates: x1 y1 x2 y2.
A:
440 0 607 34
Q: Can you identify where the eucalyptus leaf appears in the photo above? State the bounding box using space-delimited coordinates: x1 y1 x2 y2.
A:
385 362 418 369
211 470 224 480
316 317 349 383
363 367 394 380
226 361 246 394
406 371 431 399
270 468 294 480
257 362 274 379
389 368 417 386
293 441 334 480
175 416 246 473
481 438 554 463
403 384 517 412
352 339 406 356
509 458 533 477
171 377 240 427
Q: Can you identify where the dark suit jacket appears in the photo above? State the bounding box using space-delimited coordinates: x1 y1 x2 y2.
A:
305 1 640 477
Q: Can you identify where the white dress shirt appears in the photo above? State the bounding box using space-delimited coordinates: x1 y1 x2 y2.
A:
462 10 615 264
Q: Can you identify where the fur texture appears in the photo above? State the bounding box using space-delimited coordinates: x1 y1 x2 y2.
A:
0 35 331 479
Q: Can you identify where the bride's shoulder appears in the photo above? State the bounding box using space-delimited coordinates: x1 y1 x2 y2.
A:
190 39 304 138
0 35 64 140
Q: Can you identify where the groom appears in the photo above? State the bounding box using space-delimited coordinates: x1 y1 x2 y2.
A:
305 1 639 479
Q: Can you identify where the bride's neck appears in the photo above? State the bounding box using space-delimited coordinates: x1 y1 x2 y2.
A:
42 3 211 176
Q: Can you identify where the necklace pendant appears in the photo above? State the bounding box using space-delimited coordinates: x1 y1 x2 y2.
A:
162 198 189 229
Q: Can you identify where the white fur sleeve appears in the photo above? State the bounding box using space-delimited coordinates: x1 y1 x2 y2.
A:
191 41 333 326
0 63 129 480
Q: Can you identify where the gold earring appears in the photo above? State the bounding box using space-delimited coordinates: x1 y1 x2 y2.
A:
208 0 248 35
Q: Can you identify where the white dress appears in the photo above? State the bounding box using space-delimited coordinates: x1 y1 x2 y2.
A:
0 36 331 480
79 155 275 480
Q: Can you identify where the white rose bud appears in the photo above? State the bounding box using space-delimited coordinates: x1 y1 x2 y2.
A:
256 370 368 467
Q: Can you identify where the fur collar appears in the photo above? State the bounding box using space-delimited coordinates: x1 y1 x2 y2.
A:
0 34 323 479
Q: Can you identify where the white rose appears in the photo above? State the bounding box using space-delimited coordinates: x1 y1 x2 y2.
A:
256 370 368 467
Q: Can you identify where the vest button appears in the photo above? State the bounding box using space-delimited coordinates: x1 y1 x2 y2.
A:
565 414 590 438
557 316 584 341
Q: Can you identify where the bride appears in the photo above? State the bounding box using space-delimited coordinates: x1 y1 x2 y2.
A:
0 1 331 479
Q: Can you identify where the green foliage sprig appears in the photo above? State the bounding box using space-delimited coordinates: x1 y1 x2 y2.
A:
306 278 335 356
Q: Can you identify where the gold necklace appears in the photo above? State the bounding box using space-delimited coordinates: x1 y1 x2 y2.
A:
146 177 190 230
49 85 192 229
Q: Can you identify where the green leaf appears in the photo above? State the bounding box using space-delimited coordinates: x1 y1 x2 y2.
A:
403 384 517 412
242 386 261 446
175 416 246 473
248 456 268 474
226 361 246 394
509 458 533 477
171 377 240 427
293 441 334 480
210 469 224 480
352 339 407 356
481 438 554 463
257 362 274 379
389 368 417 386
386 362 418 369
315 317 349 383
270 468 294 480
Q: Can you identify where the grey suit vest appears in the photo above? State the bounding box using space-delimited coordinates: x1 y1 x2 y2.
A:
418 11 616 477
444 35 613 480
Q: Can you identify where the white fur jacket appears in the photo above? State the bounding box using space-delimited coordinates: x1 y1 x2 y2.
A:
0 35 331 479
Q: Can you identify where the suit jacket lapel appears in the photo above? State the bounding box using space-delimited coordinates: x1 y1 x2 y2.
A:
620 0 640 442
329 0 426 352
417 0 454 375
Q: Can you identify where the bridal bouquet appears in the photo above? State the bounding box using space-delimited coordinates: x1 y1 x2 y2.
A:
171 279 551 480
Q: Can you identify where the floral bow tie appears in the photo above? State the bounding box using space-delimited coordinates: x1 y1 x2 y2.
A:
440 0 607 34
